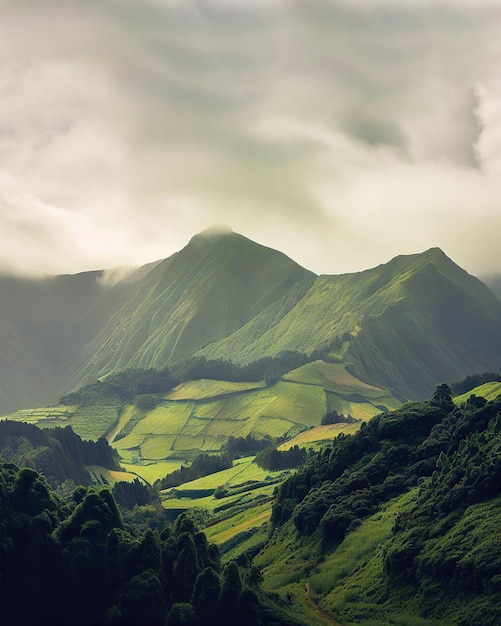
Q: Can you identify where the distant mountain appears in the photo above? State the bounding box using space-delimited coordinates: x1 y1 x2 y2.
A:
482 273 501 299
0 267 149 412
200 246 501 399
1 227 501 413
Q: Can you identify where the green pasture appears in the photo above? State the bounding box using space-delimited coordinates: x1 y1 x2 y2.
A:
278 423 361 450
112 381 326 462
1 404 119 441
284 360 383 395
205 500 271 544
160 455 289 558
1 405 77 425
454 381 501 404
107 405 135 443
165 378 265 400
86 464 139 486
255 490 444 626
121 460 184 484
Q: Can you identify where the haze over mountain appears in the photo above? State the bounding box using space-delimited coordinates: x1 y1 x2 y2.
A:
1 227 501 413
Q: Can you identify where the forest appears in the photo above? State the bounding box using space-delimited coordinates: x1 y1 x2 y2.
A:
0 463 277 626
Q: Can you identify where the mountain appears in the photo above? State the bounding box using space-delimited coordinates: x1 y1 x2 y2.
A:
1 227 501 413
199 246 501 399
0 266 153 413
64 227 316 392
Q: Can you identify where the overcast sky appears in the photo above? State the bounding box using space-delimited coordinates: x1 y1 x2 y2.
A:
1 0 501 278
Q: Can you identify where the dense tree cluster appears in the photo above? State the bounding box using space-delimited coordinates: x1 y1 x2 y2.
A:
0 421 120 487
272 384 473 544
154 453 233 490
320 409 357 425
59 351 311 407
0 464 280 626
254 446 307 471
226 434 272 456
112 478 158 510
450 371 501 395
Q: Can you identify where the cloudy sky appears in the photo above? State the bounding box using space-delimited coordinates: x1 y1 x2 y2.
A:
1 0 501 278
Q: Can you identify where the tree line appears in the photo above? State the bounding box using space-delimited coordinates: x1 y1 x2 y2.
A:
0 463 286 626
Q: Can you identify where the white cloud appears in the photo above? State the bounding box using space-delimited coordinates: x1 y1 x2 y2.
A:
0 0 501 276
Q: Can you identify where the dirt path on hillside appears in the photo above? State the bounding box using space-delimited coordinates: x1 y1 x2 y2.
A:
305 582 341 626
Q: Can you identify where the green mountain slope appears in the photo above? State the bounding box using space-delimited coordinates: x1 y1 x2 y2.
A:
201 247 501 399
67 227 316 389
2 228 501 413
256 386 501 626
0 270 145 412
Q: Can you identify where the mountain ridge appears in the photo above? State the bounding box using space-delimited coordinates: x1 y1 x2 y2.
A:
1 228 501 412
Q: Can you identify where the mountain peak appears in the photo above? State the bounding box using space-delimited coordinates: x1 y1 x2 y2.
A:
194 224 234 239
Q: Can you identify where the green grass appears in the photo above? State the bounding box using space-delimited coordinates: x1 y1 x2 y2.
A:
255 491 423 626
284 361 384 395
160 455 290 559
1 404 119 441
165 378 265 400
278 423 361 450
454 381 501 404
85 465 139 486
107 405 135 443
205 501 271 544
122 460 184 484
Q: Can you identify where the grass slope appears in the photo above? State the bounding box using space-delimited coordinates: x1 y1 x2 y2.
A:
1 404 120 441
255 389 501 626
454 381 501 404
111 364 397 466
201 248 501 400
68 228 316 389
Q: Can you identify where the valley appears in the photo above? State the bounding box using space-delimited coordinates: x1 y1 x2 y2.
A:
1 229 501 625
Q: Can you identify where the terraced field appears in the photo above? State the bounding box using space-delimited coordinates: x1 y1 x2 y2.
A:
165 379 266 400
1 404 120 441
160 456 286 555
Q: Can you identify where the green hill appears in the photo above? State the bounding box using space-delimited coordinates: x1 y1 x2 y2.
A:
255 385 501 626
4 361 396 468
200 247 501 399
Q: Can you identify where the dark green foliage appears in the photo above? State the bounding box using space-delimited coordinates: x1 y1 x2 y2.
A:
0 466 284 626
273 386 499 548
321 409 357 425
226 434 272 455
0 420 120 487
451 371 501 395
112 478 157 509
155 452 233 490
254 445 307 471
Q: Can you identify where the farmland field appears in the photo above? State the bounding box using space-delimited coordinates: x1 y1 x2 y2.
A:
1 404 119 440
86 464 139 486
165 378 265 400
278 423 361 450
